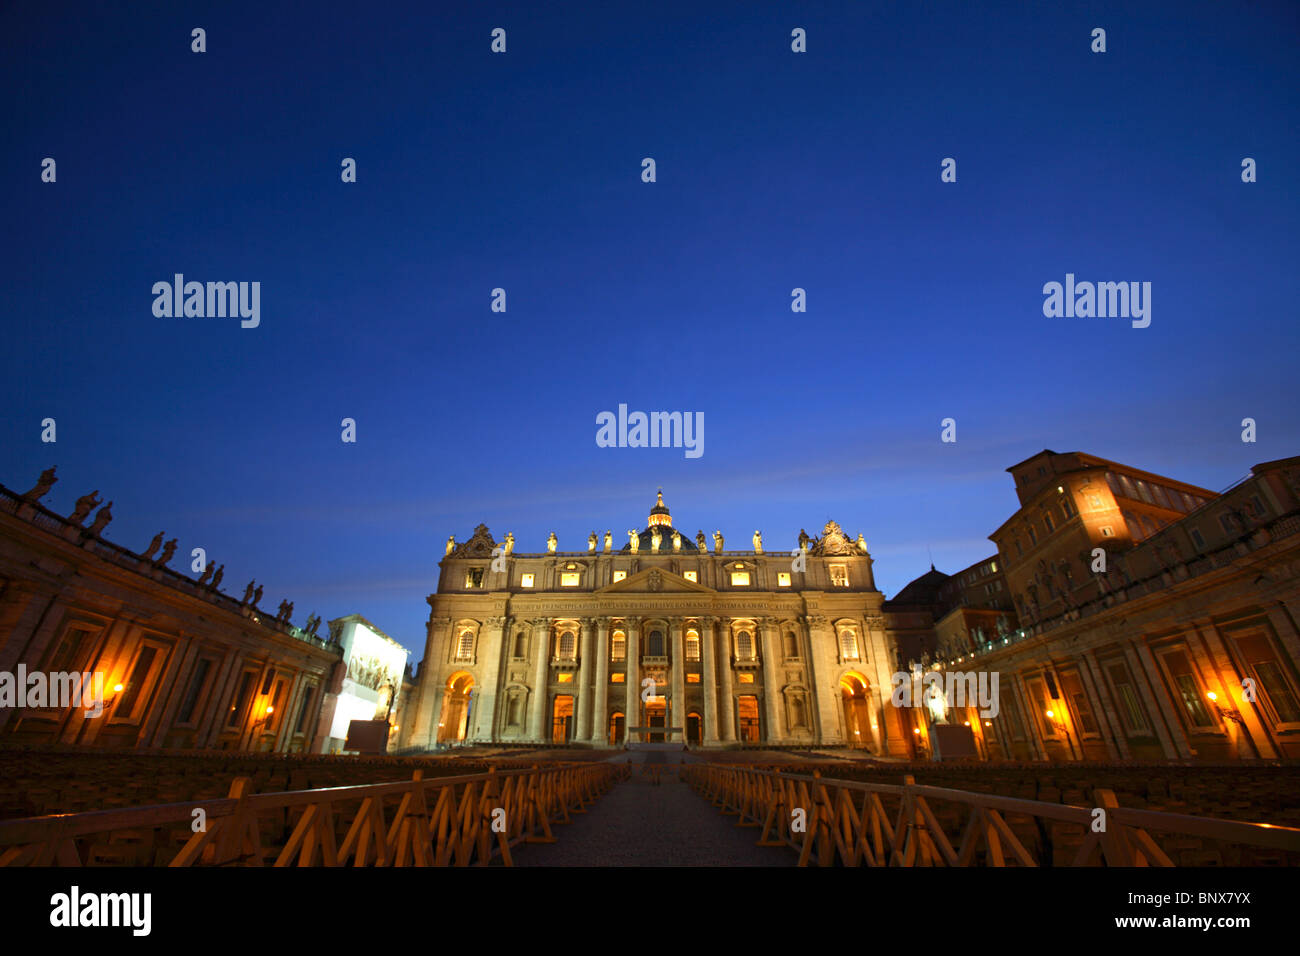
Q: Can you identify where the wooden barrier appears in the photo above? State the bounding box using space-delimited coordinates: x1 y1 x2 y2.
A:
0 762 628 867
681 764 1300 867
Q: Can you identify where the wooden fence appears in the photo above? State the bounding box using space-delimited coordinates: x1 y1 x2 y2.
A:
0 762 627 867
682 764 1300 866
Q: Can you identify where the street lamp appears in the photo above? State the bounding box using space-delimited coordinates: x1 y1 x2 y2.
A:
1207 691 1244 725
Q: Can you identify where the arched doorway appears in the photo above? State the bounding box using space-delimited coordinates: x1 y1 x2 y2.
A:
438 672 474 743
609 711 625 745
551 695 574 743
737 696 760 742
687 711 702 746
840 673 872 750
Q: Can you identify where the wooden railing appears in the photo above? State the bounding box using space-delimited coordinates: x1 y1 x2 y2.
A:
0 763 627 867
682 764 1300 866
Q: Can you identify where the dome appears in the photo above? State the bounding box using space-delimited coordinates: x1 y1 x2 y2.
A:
621 526 698 552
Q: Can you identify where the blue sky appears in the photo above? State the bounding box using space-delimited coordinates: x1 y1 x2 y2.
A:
2 1 1297 661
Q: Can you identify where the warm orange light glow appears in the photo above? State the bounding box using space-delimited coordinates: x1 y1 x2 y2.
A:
912 728 920 735
266 706 273 714
984 721 991 727
113 683 124 693
1207 691 1218 702
1045 710 1054 718
963 721 970 727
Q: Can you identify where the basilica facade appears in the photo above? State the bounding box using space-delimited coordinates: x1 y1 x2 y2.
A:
406 494 910 753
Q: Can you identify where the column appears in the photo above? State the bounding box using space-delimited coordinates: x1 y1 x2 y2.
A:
576 618 595 741
717 622 735 741
670 618 686 742
1126 643 1187 758
591 618 610 744
530 619 551 743
805 616 843 745
623 617 640 744
410 616 451 749
1075 650 1126 760
701 617 719 744
759 618 783 743
473 616 508 742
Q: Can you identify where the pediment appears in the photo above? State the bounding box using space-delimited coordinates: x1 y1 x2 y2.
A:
596 567 716 595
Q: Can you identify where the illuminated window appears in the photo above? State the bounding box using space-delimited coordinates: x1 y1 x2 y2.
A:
611 631 625 661
520 573 535 588
730 571 751 586
830 565 849 587
840 630 860 660
611 673 625 683
561 572 581 587
465 568 484 588
777 572 791 587
738 673 754 683
687 674 701 683
685 630 700 661
683 570 697 582
557 673 573 683
735 630 755 660
613 570 627 582
456 631 474 661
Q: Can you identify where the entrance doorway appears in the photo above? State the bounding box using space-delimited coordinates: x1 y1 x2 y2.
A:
437 672 474 743
840 673 872 749
609 711 624 745
737 696 760 743
552 695 574 743
687 712 702 745
646 698 666 742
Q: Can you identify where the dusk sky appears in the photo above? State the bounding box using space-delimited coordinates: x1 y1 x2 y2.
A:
3 1 1297 662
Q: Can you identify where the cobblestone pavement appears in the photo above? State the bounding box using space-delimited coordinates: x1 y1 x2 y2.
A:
513 750 794 866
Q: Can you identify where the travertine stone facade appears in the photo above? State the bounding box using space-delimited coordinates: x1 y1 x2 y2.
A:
407 495 910 753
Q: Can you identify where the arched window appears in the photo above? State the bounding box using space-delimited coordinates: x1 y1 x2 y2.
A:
611 631 626 662
736 630 754 660
559 631 576 660
456 631 474 661
840 630 859 660
784 631 798 659
648 630 665 657
685 630 700 661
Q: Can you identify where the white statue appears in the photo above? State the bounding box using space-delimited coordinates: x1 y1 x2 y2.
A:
753 530 763 553
604 530 613 552
547 532 557 553
628 529 639 553
671 530 681 551
588 532 597 552
445 535 455 556
651 527 662 552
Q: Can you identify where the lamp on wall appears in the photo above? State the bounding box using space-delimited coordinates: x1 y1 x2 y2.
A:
1207 691 1243 725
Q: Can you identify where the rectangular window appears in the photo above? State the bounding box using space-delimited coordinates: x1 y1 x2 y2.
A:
44 624 98 674
1189 528 1205 549
1015 539 1024 557
520 573 535 588
226 670 257 729
1219 514 1237 535
557 673 573 683
683 571 697 583
1136 480 1154 505
294 686 316 735
686 673 701 683
1107 665 1147 734
611 673 625 683
176 657 214 725
830 566 849 587
777 572 791 587
730 571 751 586
1027 526 1038 546
560 572 581 587
1000 687 1026 740
1043 512 1055 533
1100 526 1114 537
1173 672 1214 727
1151 484 1170 509
1060 497 1075 519
1232 633 1300 724
465 568 484 588
115 645 160 719
737 673 754 684
612 570 627 582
